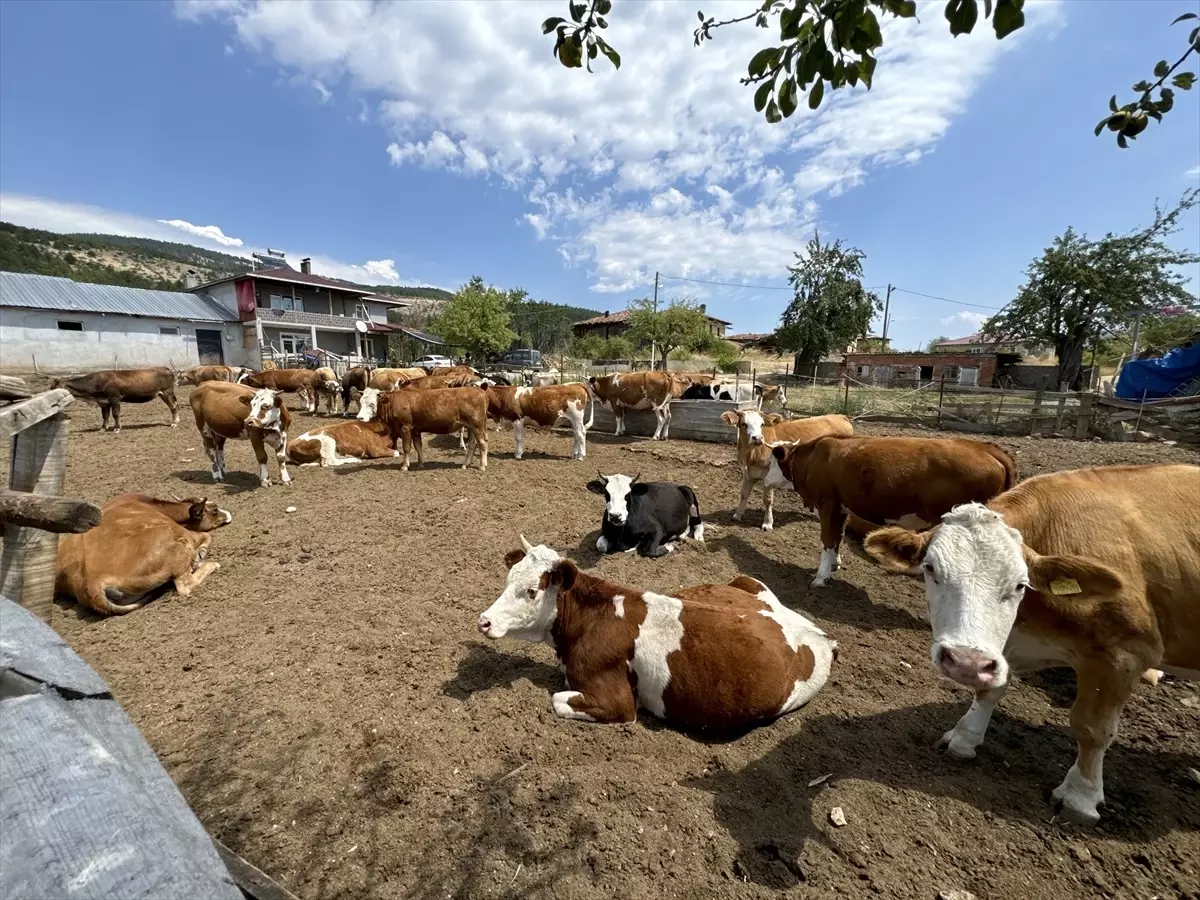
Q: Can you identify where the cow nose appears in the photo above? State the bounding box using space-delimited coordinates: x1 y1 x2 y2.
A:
750 436 763 445
477 616 491 635
936 645 1000 688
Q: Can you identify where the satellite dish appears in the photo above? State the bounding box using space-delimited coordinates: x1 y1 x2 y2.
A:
355 320 369 333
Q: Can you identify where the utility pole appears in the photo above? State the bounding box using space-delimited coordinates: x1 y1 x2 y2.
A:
881 284 893 349
651 271 660 370
1129 310 1144 359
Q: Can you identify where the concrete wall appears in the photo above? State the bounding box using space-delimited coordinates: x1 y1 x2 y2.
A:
0 308 248 371
840 352 998 387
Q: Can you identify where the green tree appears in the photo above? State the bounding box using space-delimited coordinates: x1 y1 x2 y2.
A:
430 276 518 361
983 189 1200 389
507 294 578 354
775 234 881 367
709 340 743 373
604 335 634 360
926 335 950 352
626 297 715 369
1135 310 1200 353
540 3 1197 146
570 334 606 359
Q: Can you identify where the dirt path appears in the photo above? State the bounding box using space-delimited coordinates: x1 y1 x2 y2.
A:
33 391 1200 899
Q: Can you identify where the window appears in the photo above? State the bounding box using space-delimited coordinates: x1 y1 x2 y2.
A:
57 321 83 331
269 293 299 312
940 365 961 381
159 326 179 336
279 333 310 355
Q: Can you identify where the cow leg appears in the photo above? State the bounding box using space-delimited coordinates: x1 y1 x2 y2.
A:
761 485 775 532
462 430 477 469
937 684 1008 760
158 388 179 427
459 427 467 451
732 472 753 522
174 560 221 597
399 430 413 471
613 408 624 437
651 405 665 440
1054 659 1140 825
202 430 223 482
552 671 636 723
412 431 426 468
513 419 525 460
812 502 846 587
564 402 586 459
638 525 670 559
99 402 112 432
250 432 272 487
110 400 122 433
661 402 672 439
270 431 292 485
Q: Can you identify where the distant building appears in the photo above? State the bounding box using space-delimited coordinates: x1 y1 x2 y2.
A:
727 332 776 351
930 333 1046 356
572 305 732 340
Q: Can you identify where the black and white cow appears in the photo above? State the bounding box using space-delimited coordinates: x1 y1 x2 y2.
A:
679 380 787 408
586 473 704 558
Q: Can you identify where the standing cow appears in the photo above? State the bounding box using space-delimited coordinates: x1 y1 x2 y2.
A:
483 383 593 460
238 368 323 413
588 372 678 440
190 381 292 487
51 367 178 432
357 386 489 471
177 365 251 386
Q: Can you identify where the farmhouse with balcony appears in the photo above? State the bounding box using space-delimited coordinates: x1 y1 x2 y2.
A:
186 257 414 367
572 305 732 340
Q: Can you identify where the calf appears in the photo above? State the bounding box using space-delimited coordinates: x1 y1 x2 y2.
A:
341 365 373 413
177 365 250 386
587 473 703 558
477 537 835 729
865 463 1200 825
484 383 593 459
721 410 853 531
680 379 787 408
190 381 292 487
238 368 323 412
357 386 488 471
55 493 231 615
51 367 178 432
765 435 1016 586
286 419 398 466
588 371 678 440
313 365 341 414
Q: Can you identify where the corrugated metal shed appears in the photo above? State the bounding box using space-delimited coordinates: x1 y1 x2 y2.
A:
0 272 237 323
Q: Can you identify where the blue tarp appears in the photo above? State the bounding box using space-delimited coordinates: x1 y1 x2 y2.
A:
1115 342 1200 399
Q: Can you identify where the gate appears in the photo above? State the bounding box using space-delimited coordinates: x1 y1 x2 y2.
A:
195 329 224 365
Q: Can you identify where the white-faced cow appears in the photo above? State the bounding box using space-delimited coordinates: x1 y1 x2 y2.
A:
721 410 853 531
587 474 704 558
588 372 678 440
51 368 178 432
55 493 232 615
483 384 593 460
190 381 292 487
285 419 398 467
477 536 836 729
865 463 1200 825
765 435 1017 586
177 365 251 386
356 386 488 471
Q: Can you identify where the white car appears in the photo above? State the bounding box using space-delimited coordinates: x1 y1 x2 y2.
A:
414 355 455 369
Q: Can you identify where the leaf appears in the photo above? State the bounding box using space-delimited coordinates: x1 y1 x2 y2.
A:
992 0 1024 38
1154 59 1170 78
698 10 705 21
588 40 598 59
569 1 587 24
860 53 877 87
748 47 777 77
596 16 607 28
595 35 621 69
1171 12 1198 24
1117 133 1128 149
1132 80 1152 92
860 9 882 44
765 98 782 123
541 16 566 34
596 0 612 12
779 77 798 117
1093 118 1107 137
1191 26 1199 47
1109 94 1118 112
754 79 773 112
808 78 824 109
945 0 978 37
1172 72 1196 90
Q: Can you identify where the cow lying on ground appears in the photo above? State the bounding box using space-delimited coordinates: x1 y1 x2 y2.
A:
864 463 1200 825
55 493 231 615
51 367 178 432
765 435 1017 586
680 379 787 407
722 410 853 531
429 365 479 376
483 383 593 459
356 386 488 470
190 381 292 487
286 419 398 466
477 536 835 729
238 368 323 413
587 474 703 558
588 372 678 440
177 365 251 386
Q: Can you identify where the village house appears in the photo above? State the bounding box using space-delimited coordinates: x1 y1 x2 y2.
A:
572 305 732 341
930 332 1047 356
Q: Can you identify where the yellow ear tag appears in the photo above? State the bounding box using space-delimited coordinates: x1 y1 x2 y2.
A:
1050 578 1082 596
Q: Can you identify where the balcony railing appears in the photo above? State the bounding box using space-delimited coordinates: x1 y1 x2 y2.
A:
254 307 382 330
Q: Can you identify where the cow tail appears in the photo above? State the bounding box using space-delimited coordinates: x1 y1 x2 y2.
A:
682 485 703 539
985 443 1018 490
87 583 152 616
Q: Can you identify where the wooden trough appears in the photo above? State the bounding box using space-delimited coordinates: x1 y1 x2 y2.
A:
589 399 756 443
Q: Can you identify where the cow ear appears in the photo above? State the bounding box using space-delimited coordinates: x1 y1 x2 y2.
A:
763 413 783 426
273 393 284 408
549 559 578 591
720 411 739 426
865 527 933 573
503 549 526 569
585 479 606 495
771 444 789 461
1024 550 1124 598
188 499 206 522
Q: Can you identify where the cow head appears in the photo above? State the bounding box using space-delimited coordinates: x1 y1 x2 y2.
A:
865 503 1123 692
721 409 784 445
184 498 234 531
247 389 284 429
356 388 383 421
477 535 577 641
586 472 639 526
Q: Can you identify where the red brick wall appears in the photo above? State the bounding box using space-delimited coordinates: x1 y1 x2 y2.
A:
839 353 998 386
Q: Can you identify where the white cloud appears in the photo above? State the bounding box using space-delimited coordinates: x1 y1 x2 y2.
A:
179 0 1061 292
940 310 989 332
358 99 370 123
1187 164 1200 180
224 44 235 56
311 79 332 104
158 218 245 247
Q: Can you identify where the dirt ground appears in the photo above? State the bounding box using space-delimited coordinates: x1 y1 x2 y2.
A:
28 387 1200 900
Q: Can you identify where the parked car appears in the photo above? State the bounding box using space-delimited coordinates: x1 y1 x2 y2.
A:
414 354 455 370
501 349 545 369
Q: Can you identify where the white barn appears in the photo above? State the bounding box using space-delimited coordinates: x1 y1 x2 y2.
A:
0 271 246 371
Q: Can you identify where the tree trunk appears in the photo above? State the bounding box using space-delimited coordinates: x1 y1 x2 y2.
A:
1056 332 1088 391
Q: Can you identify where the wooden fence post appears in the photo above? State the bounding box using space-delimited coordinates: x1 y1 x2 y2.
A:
1053 394 1068 434
1074 392 1095 440
1 413 70 621
937 375 946 427
1028 388 1044 436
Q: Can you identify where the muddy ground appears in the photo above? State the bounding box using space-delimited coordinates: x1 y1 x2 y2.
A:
27 388 1200 899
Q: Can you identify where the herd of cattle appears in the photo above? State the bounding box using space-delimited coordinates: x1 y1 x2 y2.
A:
44 362 1199 828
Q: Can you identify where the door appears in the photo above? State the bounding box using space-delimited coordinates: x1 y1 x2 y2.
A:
196 329 224 365
280 333 310 355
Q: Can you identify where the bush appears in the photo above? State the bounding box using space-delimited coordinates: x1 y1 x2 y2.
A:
604 336 633 360
570 335 606 360
709 340 742 373
667 347 693 361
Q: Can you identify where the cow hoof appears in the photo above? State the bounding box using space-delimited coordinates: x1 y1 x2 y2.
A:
392 451 400 457
810 577 829 588
761 523 774 532
936 730 978 760
732 512 744 522
170 423 179 428
260 481 271 488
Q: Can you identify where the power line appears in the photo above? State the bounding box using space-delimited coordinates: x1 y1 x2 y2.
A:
890 287 1005 312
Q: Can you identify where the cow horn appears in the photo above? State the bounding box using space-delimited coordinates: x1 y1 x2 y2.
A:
519 534 534 553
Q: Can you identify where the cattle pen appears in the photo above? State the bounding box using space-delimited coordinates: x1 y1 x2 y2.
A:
2 381 1198 900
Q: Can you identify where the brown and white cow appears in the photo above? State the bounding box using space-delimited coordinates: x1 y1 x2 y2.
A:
356 386 488 471
429 365 479 377
368 367 427 390
588 371 678 440
312 365 341 414
177 365 251 386
477 536 836 729
400 371 486 391
764 435 1017 586
285 419 398 466
238 368 324 412
865 463 1200 825
721 410 853 531
483 383 593 460
341 365 373 413
55 493 232 615
190 381 292 487
51 367 178 432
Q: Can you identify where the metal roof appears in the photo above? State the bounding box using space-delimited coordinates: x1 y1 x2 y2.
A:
0 271 238 323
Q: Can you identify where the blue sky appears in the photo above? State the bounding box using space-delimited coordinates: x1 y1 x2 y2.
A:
1 0 1197 349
